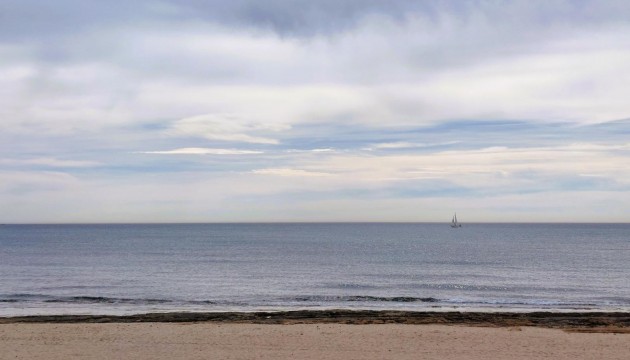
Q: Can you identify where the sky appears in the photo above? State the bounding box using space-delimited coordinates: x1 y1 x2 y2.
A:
1 0 629 223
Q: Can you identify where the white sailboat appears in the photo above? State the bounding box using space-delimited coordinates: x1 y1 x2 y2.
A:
450 213 462 228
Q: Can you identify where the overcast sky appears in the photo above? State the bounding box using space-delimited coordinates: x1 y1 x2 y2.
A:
1 0 629 223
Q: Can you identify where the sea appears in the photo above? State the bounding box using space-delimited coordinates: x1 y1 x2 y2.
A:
1 223 628 316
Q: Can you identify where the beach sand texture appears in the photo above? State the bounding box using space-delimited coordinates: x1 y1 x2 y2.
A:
1 323 629 360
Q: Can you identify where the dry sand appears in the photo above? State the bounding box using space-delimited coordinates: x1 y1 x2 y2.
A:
1 323 628 360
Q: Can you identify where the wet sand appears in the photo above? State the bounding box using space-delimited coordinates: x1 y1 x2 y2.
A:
1 311 629 360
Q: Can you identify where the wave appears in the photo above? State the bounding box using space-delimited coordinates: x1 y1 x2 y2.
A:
0 294 216 305
1 293 627 309
286 295 630 308
291 295 439 303
45 296 175 305
444 298 601 307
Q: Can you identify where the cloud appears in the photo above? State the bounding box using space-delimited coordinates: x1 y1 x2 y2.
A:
140 147 262 155
0 157 99 167
169 114 288 144
2 1 630 222
127 22 630 125
371 141 460 150
285 148 336 153
252 168 334 177
4 3 630 139
270 141 630 193
0 171 81 194
5 0 630 40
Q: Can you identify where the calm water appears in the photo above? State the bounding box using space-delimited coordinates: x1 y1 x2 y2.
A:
0 223 628 315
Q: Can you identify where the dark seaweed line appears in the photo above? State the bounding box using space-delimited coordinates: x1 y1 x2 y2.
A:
1 310 629 329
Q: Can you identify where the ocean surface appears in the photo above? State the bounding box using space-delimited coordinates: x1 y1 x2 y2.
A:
1 223 628 316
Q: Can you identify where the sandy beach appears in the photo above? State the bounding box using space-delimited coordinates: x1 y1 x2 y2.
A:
1 311 628 359
1 322 629 360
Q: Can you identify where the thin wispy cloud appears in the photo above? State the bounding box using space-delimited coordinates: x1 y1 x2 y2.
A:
285 148 336 153
0 158 100 167
370 141 460 150
252 168 334 177
141 148 263 155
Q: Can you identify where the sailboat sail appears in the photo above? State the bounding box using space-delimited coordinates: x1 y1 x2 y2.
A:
451 213 462 228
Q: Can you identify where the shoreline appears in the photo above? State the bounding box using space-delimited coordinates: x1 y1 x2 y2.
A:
2 310 629 331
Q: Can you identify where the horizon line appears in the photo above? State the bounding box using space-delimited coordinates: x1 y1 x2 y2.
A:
2 221 628 226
